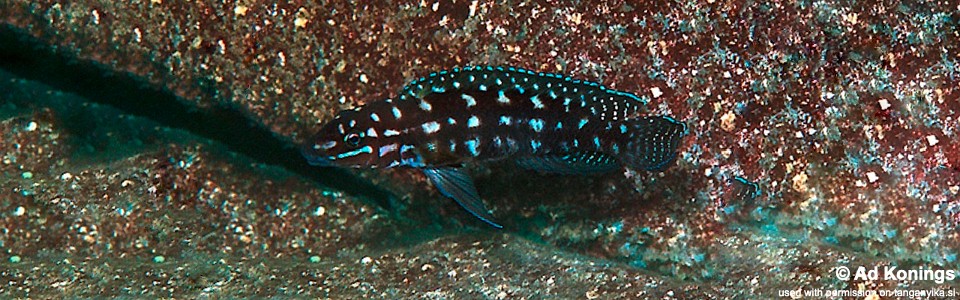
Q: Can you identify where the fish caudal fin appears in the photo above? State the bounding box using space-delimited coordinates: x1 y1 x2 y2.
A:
422 167 503 228
619 116 687 172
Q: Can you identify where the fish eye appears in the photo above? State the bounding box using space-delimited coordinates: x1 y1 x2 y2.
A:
344 132 362 147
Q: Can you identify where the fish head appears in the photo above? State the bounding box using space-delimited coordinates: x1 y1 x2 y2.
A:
302 109 380 168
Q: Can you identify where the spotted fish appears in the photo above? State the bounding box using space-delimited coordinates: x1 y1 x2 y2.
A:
303 66 687 228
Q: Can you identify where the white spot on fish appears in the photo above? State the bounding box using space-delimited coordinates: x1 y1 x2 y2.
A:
465 138 480 156
548 90 557 99
498 91 511 104
447 118 457 125
378 143 398 157
578 118 588 129
392 107 403 119
370 113 380 122
461 94 477 107
453 81 461 88
499 116 512 125
530 95 544 109
383 129 401 137
336 145 373 159
421 121 441 134
479 84 488 91
319 141 337 150
366 128 378 138
529 119 544 132
419 100 432 111
468 116 480 128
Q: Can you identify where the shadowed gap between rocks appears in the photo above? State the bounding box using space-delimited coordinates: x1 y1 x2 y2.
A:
0 24 399 212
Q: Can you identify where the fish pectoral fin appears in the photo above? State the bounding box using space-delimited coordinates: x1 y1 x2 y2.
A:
515 152 620 175
422 167 503 228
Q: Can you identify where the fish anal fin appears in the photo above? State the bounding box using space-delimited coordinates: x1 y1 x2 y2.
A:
516 152 620 175
422 167 503 228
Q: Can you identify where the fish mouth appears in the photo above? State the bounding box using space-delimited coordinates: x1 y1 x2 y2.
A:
305 155 336 167
301 143 336 167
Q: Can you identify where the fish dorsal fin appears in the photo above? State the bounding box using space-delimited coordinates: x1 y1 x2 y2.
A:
515 152 620 175
399 66 648 117
422 167 503 228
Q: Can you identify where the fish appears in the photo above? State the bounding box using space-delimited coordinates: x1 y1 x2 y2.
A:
718 176 763 221
303 66 688 228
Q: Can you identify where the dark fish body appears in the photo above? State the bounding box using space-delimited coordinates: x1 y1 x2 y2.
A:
304 66 687 227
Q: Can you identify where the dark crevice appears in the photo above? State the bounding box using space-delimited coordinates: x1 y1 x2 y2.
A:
0 24 398 211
